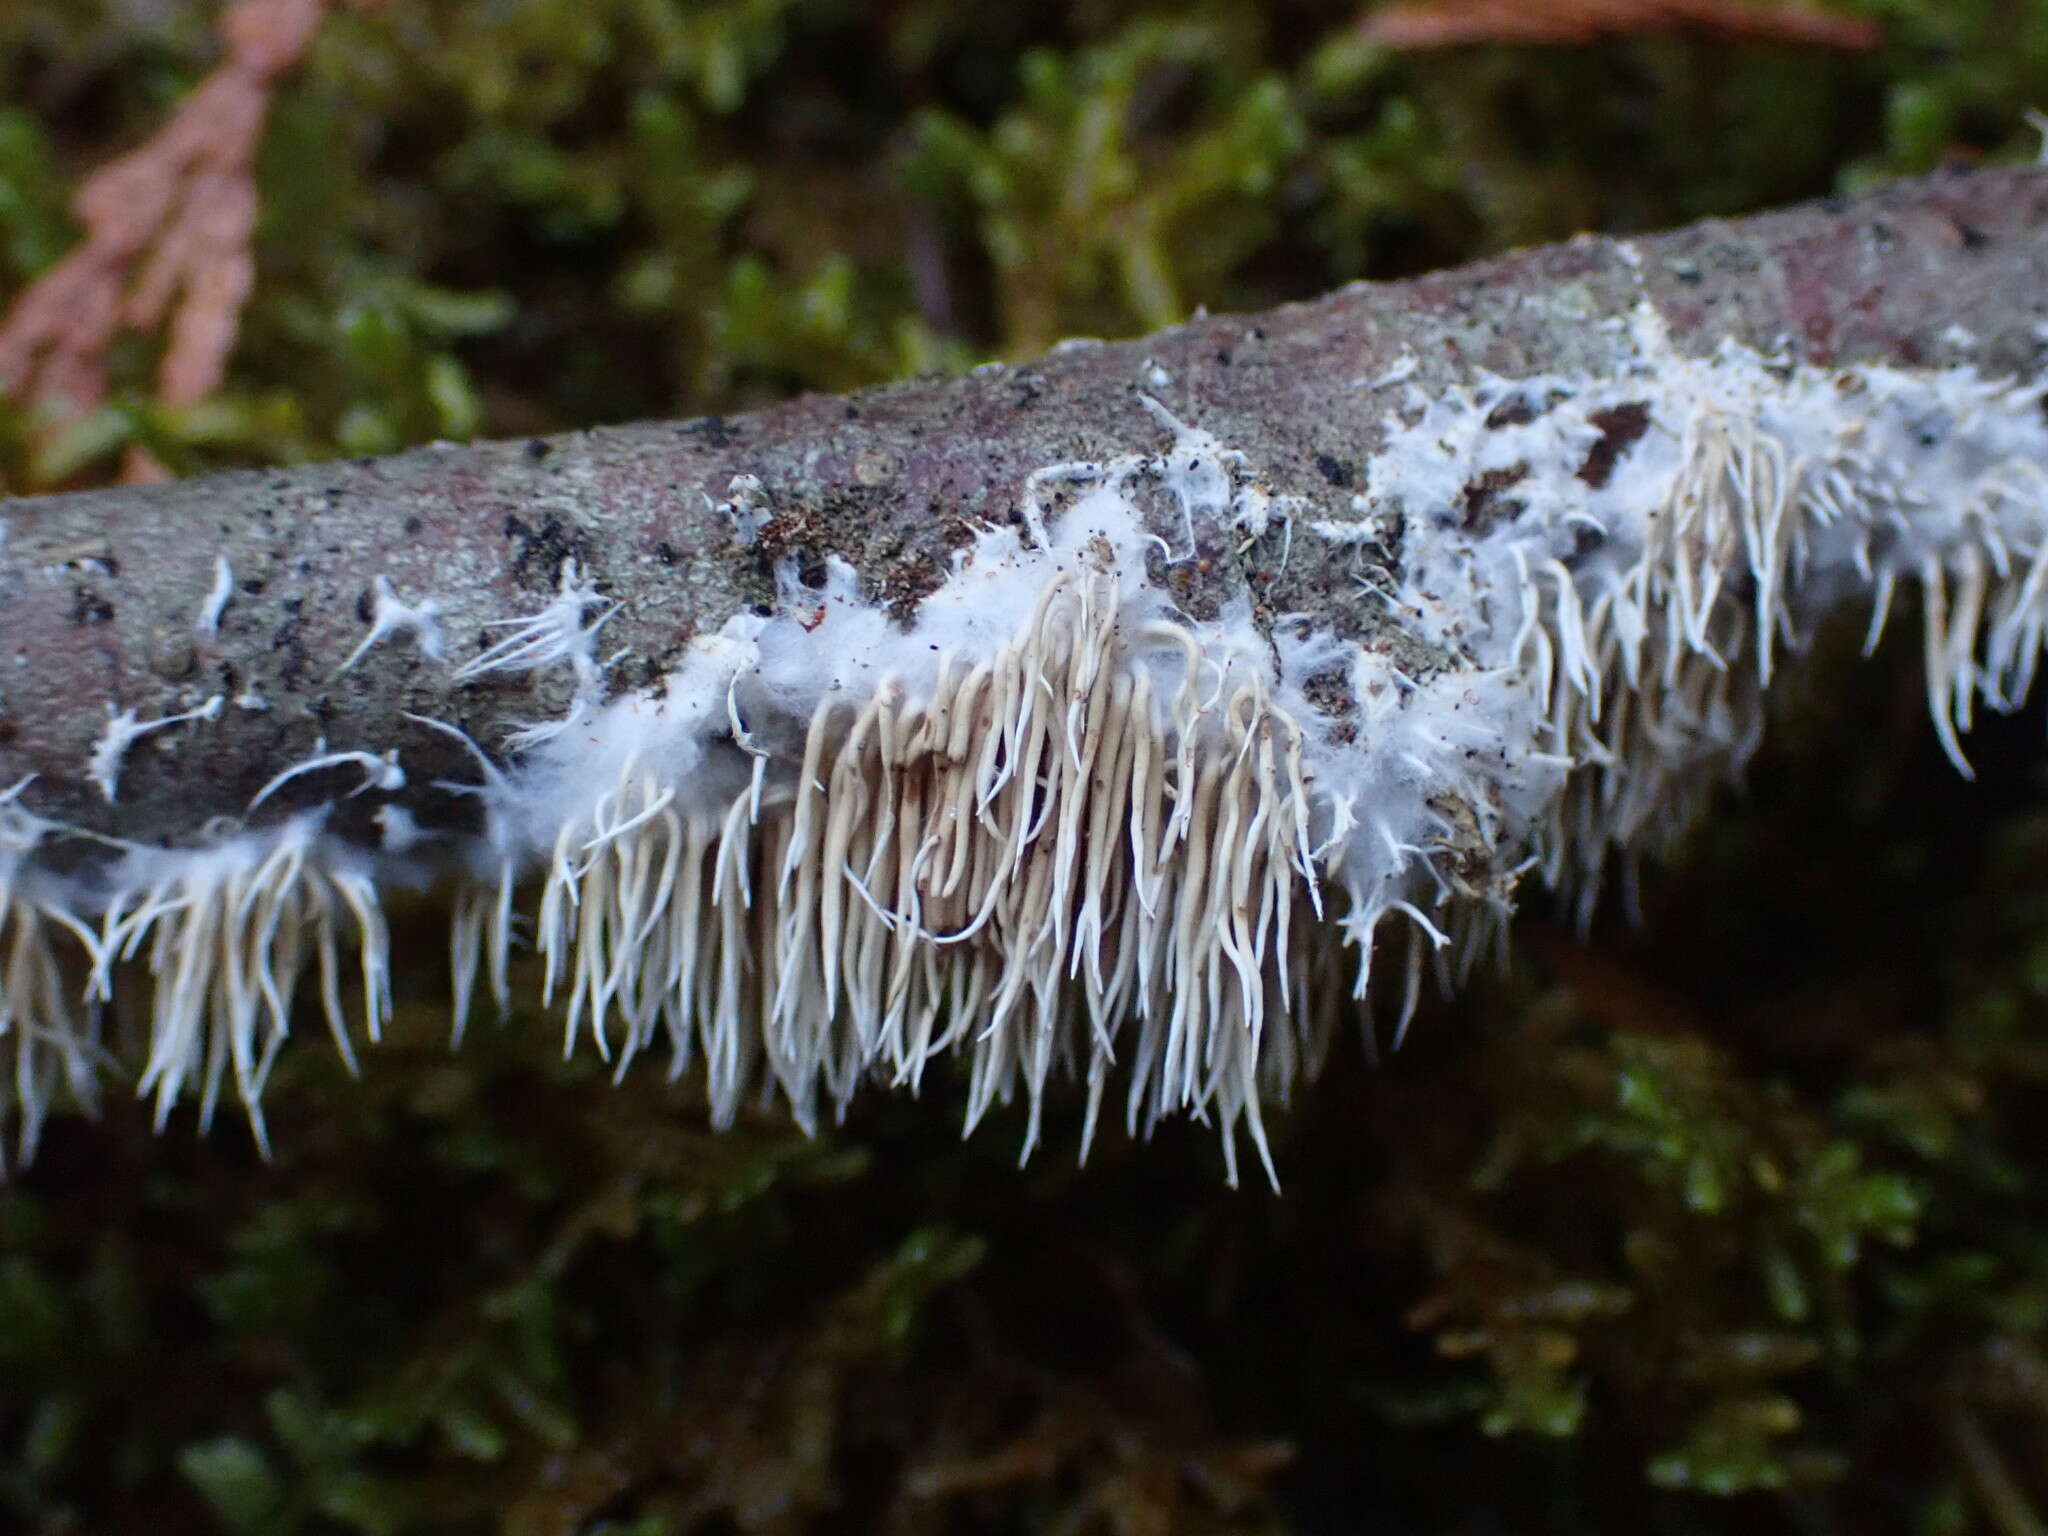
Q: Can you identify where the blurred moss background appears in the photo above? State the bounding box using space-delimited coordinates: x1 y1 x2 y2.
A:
8 1 2048 1532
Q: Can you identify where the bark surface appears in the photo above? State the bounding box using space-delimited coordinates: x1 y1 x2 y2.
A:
4 163 2046 846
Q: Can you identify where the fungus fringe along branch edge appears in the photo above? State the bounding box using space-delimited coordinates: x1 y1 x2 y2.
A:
7 301 2048 1185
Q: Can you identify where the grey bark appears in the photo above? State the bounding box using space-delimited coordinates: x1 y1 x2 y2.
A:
4 163 2048 849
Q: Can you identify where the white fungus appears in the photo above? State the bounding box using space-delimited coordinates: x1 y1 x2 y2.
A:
248 747 405 810
451 557 614 716
196 553 234 636
336 576 448 675
716 474 775 547
86 695 225 803
11 302 2048 1181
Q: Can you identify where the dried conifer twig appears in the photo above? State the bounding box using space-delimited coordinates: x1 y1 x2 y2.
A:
0 0 356 481
1360 0 1881 51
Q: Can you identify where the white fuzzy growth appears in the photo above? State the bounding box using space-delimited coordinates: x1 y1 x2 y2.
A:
427 429 1549 1185
336 577 447 675
453 559 616 742
375 804 430 853
249 748 405 809
716 474 774 546
1359 304 2048 916
87 694 225 803
1359 351 1419 391
481 496 1346 1184
10 312 2048 1181
197 554 234 636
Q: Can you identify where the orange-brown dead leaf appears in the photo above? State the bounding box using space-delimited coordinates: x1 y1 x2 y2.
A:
1360 0 1881 51
0 0 358 483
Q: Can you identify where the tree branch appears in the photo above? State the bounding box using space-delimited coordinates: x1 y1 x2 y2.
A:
5 164 2039 837
4 163 2047 1175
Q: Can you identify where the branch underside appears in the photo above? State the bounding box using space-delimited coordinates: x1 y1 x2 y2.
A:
6 167 2048 1182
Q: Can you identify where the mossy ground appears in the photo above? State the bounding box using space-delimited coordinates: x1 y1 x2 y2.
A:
7 3 2048 1532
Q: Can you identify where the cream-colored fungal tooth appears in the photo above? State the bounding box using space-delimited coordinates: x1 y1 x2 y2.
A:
942 945 992 1065
1232 1039 1281 1194
1123 983 1167 1138
132 885 208 1125
90 880 159 993
707 793 756 1125
712 788 756 914
912 654 957 760
1973 507 2012 584
1 911 78 1166
562 805 615 1063
1918 556 1974 778
1148 628 1208 860
1016 976 1066 1166
270 892 332 1081
1950 545 1991 736
950 690 1047 947
983 574 1067 802
971 651 1018 826
772 793 831 1040
1099 881 1142 1042
534 814 582 1011
577 774 647 1056
959 995 1008 1140
943 661 990 766
1530 613 1560 720
929 766 979 905
1545 559 1600 710
1079 1044 1112 1164
1990 543 2048 701
846 846 891 1067
879 764 930 1077
1264 849 1293 1016
655 831 696 1056
1255 729 1296 992
913 913 946 1058
975 856 1043 1066
747 818 783 1089
1391 919 1428 1055
669 816 710 1064
1072 670 1135 998
477 872 516 1028
837 821 888 1066
1122 669 1162 917
1213 692 1268 1037
816 698 878 1019
1130 730 1184 1027
1863 564 1900 658
951 779 1000 946
778 694 837 903
449 884 490 1046
596 838 651 1071
1164 753 1226 1114
1012 644 1063 848
624 806 686 1021
335 881 390 1052
1042 736 1088 971
1583 612 1620 732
